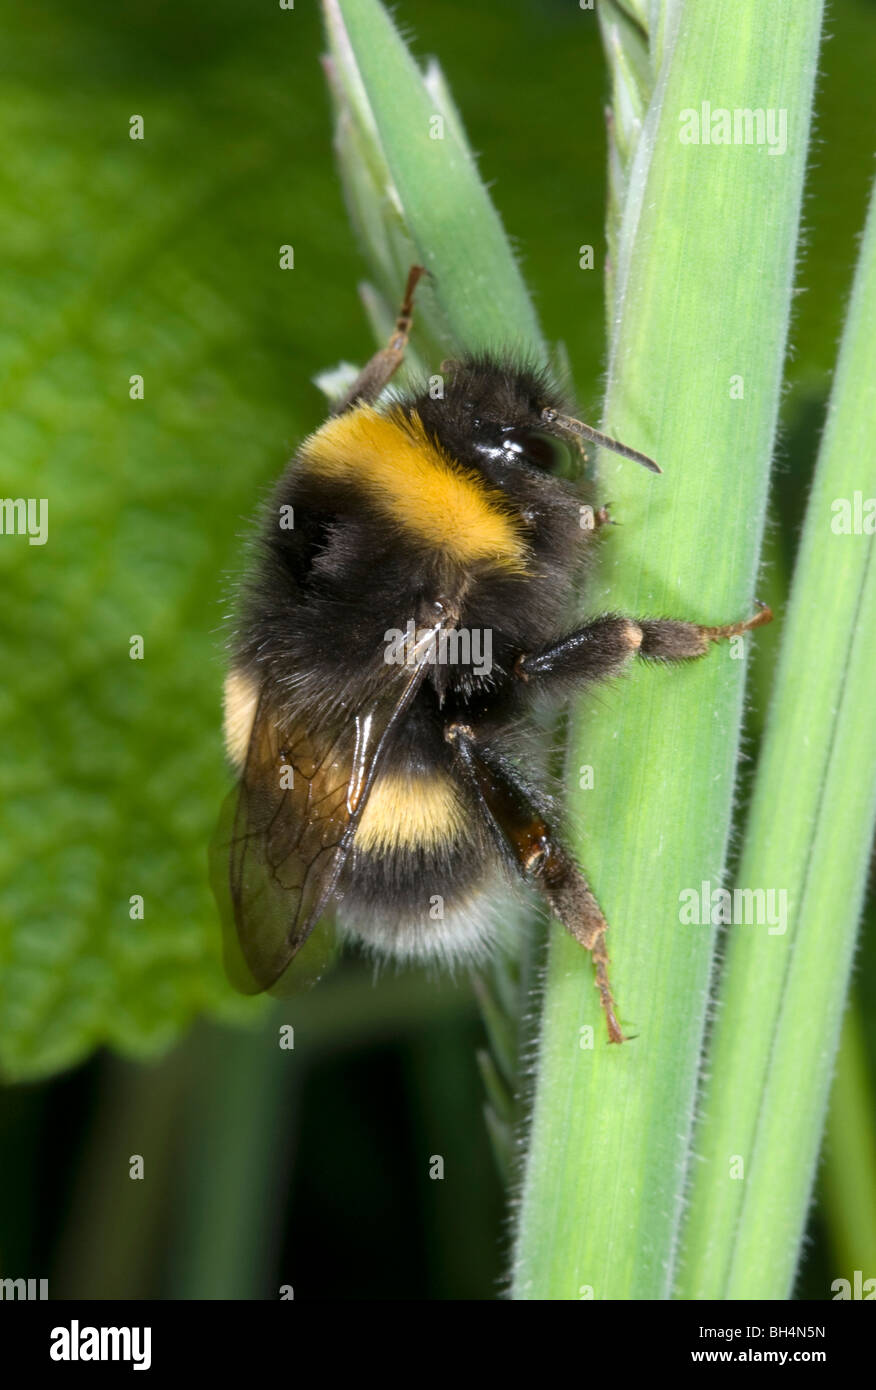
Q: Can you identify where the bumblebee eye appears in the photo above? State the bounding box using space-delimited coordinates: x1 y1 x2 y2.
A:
517 430 577 478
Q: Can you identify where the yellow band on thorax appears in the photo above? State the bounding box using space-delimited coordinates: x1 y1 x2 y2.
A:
300 406 528 571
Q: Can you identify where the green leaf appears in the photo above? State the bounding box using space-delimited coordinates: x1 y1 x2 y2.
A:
0 4 354 1080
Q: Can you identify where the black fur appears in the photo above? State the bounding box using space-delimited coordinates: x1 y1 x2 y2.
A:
227 354 600 941
233 355 594 707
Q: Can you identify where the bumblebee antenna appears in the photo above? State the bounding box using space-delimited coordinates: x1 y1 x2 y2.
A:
543 409 662 474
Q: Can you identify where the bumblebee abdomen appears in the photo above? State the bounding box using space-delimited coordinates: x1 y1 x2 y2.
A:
353 767 465 855
337 747 507 964
337 831 508 966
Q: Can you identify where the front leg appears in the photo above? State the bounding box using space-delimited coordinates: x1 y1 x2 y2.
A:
330 264 426 416
514 604 772 689
585 502 615 533
445 722 626 1044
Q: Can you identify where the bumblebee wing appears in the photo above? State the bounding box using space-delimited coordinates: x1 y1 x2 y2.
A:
211 691 353 994
210 619 448 993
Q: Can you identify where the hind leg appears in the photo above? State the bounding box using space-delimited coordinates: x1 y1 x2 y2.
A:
445 723 626 1044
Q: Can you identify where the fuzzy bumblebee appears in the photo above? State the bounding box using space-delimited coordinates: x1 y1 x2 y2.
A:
211 267 770 1042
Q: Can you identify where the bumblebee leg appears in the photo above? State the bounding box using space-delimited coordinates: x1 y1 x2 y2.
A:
330 265 426 416
636 602 773 660
445 722 626 1044
579 502 615 534
514 604 772 687
513 613 646 687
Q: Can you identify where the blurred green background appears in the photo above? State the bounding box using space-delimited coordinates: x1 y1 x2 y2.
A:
0 0 874 1298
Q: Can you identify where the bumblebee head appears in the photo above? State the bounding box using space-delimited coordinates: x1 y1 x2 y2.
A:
406 353 660 492
408 355 581 494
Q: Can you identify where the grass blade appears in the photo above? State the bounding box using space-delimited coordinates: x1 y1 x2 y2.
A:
821 1001 876 1283
320 0 550 1179
512 0 823 1300
323 0 546 364
679 172 876 1299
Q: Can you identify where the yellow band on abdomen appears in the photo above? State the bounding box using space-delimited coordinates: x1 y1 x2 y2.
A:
355 769 466 853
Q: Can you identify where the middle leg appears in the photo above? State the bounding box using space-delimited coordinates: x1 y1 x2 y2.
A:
514 604 772 689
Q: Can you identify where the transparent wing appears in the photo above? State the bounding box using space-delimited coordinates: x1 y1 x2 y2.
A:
210 619 448 994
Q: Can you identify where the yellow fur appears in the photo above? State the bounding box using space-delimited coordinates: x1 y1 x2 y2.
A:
301 406 528 571
223 667 259 769
355 770 465 853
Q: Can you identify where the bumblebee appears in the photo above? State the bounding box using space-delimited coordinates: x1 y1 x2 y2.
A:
211 267 770 1042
